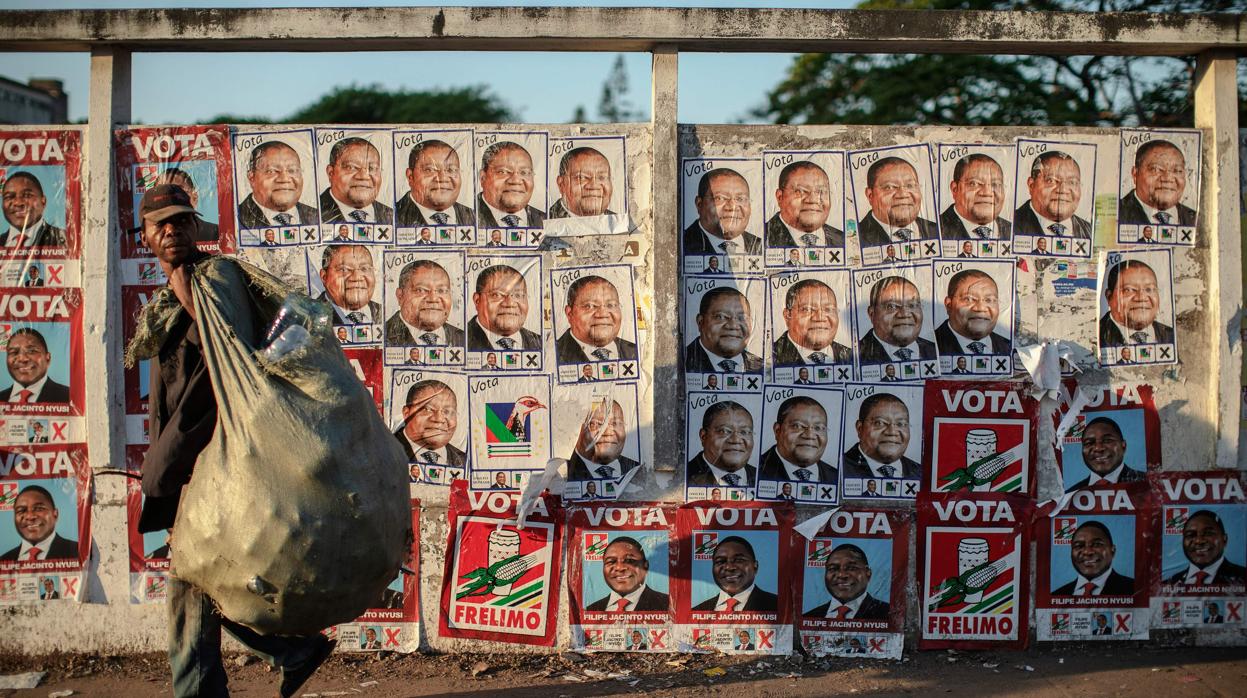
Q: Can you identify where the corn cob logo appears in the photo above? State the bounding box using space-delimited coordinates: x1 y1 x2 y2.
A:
806 539 833 567
694 532 718 559
1164 507 1188 534
456 553 533 599
1053 517 1077 544
1050 614 1070 632
929 557 1010 610
940 450 1012 491
584 533 608 561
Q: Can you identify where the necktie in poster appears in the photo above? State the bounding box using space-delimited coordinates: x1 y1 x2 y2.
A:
566 502 676 652
1035 485 1157 640
675 501 795 654
1152 471 1246 630
1057 382 1159 493
918 492 1032 650
796 508 910 659
439 481 563 646
923 380 1038 496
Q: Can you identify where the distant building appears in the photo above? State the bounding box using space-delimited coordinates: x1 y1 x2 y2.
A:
0 77 68 124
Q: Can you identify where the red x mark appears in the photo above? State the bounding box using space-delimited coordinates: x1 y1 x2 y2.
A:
868 638 885 652
46 265 63 285
62 578 78 597
649 629 667 649
757 630 774 649
52 422 67 440
1227 602 1243 622
384 627 402 646
1114 614 1130 633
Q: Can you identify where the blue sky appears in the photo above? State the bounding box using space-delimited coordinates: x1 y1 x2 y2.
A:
0 1 855 124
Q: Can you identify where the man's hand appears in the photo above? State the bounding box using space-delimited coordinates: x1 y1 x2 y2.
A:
168 262 197 321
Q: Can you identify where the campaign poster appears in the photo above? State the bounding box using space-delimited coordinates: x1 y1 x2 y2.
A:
114 125 235 256
391 128 477 246
464 253 544 372
1012 138 1098 258
121 286 155 419
308 244 384 347
935 144 1017 259
1036 487 1156 641
439 482 563 646
761 150 847 268
0 290 86 445
840 383 923 502
680 157 765 276
683 274 765 391
0 129 82 262
755 384 844 505
797 508 910 659
233 246 307 291
931 258 1015 377
314 128 395 245
924 380 1037 497
1152 472 1246 630
124 444 171 604
551 264 638 384
850 263 940 383
467 373 551 492
675 501 795 654
1117 128 1200 246
388 369 468 486
474 131 549 248
766 268 855 385
343 347 383 413
231 128 320 246
545 135 629 237
1095 249 1178 367
567 502 676 652
1058 383 1159 493
0 444 91 604
556 381 656 502
685 391 764 502
848 143 940 267
330 498 421 653
918 493 1032 650
381 249 466 367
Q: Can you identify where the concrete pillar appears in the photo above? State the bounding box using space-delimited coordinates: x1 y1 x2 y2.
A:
650 46 681 471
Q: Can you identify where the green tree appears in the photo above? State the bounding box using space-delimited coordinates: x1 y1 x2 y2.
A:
200 83 516 125
598 54 641 122
757 0 1246 127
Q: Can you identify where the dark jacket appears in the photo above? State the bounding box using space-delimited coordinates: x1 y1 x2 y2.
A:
758 446 838 485
858 330 937 364
477 194 545 228
1098 313 1175 348
555 330 637 364
939 205 1012 241
395 194 476 227
1014 203 1091 239
238 194 320 228
0 533 79 561
685 339 763 374
384 312 465 347
0 379 71 403
1164 559 1247 586
692 587 778 612
842 444 922 481
771 332 851 367
319 188 394 225
805 593 890 620
0 221 66 248
857 212 939 247
585 585 670 612
466 316 541 352
686 452 756 488
683 221 762 255
934 320 1011 357
1118 190 1196 227
1066 465 1146 491
392 425 466 466
314 292 381 327
1053 570 1135 596
548 198 616 220
765 213 845 249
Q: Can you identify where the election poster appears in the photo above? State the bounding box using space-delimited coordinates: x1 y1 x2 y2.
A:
464 253 544 373
388 369 468 486
124 443 168 604
924 380 1037 497
680 157 765 276
841 382 923 502
685 391 764 502
755 384 844 505
121 286 156 420
545 135 629 237
675 501 795 654
567 502 676 652
1152 471 1246 630
0 290 86 448
330 498 421 653
850 263 940 383
1058 383 1159 493
1117 128 1200 246
308 243 384 347
0 444 91 604
556 381 655 502
935 143 1017 259
439 482 563 646
343 347 383 413
766 268 856 385
683 274 765 391
931 258 1015 377
1035 486 1156 641
551 264 638 384
391 128 477 246
761 150 847 268
1095 249 1178 367
314 128 396 245
381 249 466 366
0 129 82 263
797 508 910 659
114 125 235 257
467 373 551 492
847 143 940 267
474 131 549 248
231 128 320 246
1012 138 1098 258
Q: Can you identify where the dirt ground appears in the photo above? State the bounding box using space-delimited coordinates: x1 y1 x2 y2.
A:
1 644 1244 697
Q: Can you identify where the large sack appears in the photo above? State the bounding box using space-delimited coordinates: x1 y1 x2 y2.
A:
168 257 409 635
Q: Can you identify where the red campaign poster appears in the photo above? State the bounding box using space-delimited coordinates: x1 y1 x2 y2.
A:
329 498 421 653
1 290 86 449
918 492 1032 650
796 508 910 659
566 502 677 652
1035 485 1157 641
124 443 170 604
1057 383 1160 494
121 286 159 417
923 380 1038 497
344 348 384 413
1151 471 1246 630
0 444 91 604
114 125 236 256
0 129 82 261
439 481 563 646
674 501 796 655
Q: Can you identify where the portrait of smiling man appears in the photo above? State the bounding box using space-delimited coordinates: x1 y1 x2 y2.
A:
1066 416 1146 491
316 244 380 327
238 140 320 227
686 287 762 374
3 327 70 404
477 141 545 228
683 167 762 256
1053 520 1134 596
556 275 637 364
692 536 777 612
384 259 464 347
805 543 890 619
467 264 542 352
1119 139 1196 227
934 269 1010 358
567 399 646 489
397 139 475 227
857 156 938 247
766 160 844 249
0 485 79 561
759 395 838 485
772 278 852 368
1165 510 1246 586
940 153 1011 241
320 136 393 225
687 400 757 488
842 393 921 482
1 171 67 248
585 536 669 612
1015 150 1091 239
858 275 936 364
392 379 465 467
550 146 616 219
1099 258 1173 348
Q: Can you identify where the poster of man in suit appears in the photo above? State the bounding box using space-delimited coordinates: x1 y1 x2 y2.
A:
0 457 92 603
850 264 939 383
931 259 1015 377
936 144 1015 258
380 250 466 368
755 386 845 505
388 370 469 486
0 129 80 259
464 254 544 372
680 158 764 275
1 293 84 420
683 275 765 390
840 383 923 502
1012 138 1098 258
685 391 764 501
848 144 940 267
315 129 395 244
1096 249 1178 367
392 128 476 246
545 136 629 237
1117 129 1200 246
761 151 846 268
766 270 855 385
304 244 383 345
556 382 654 502
551 264 638 384
232 128 321 243
475 132 549 248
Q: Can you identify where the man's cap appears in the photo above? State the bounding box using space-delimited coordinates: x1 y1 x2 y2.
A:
140 183 200 223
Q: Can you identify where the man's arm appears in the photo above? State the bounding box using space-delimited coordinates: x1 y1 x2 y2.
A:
142 324 218 498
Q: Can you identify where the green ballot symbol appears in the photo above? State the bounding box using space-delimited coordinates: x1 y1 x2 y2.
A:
456 553 532 599
929 537 1011 610
940 428 1019 492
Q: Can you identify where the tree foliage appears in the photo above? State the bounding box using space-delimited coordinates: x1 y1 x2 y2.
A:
598 55 641 122
201 83 516 125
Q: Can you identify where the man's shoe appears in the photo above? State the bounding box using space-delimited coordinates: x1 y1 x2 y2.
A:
278 635 336 698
